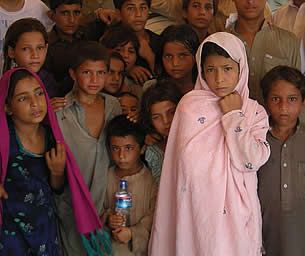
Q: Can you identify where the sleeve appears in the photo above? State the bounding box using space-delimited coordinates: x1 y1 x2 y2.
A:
37 0 54 32
221 104 270 172
129 179 158 254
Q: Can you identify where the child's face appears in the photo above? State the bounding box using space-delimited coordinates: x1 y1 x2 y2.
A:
119 0 149 32
50 4 82 36
8 32 48 73
113 42 137 71
151 100 177 138
6 76 47 125
203 54 239 97
110 135 144 172
233 0 265 20
184 0 214 30
119 95 139 116
69 60 108 96
162 42 195 81
104 58 125 95
266 80 304 128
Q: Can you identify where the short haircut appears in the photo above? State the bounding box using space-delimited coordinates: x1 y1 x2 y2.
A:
49 0 83 10
117 91 139 101
113 0 151 10
260 65 305 101
100 24 140 54
69 41 110 70
106 115 146 148
182 0 218 16
141 79 182 134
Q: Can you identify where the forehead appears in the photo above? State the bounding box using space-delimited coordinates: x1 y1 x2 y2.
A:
110 58 125 69
203 54 237 65
120 95 138 105
269 79 301 95
110 135 138 145
122 0 149 6
13 76 41 93
16 32 45 44
151 100 176 113
188 0 213 4
55 4 82 11
77 60 107 70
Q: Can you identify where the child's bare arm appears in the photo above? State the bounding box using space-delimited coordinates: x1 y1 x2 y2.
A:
129 66 152 85
138 36 155 72
50 97 66 112
46 142 66 190
0 185 8 200
112 227 132 243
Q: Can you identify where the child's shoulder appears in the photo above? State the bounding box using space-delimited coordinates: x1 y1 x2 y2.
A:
102 93 122 115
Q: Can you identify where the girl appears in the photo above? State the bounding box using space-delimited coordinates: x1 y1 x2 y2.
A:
141 80 182 184
103 52 126 96
182 0 218 42
149 32 270 256
159 24 199 95
0 68 111 255
3 18 59 98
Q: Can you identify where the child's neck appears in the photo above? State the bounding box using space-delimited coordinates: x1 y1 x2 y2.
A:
0 0 24 11
174 73 194 95
76 90 101 106
270 121 298 142
115 162 143 178
55 26 74 42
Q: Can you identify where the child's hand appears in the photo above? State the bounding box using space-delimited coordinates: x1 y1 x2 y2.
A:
112 227 132 243
108 213 124 230
129 66 152 85
46 143 66 189
126 111 139 123
95 8 121 25
0 185 8 200
50 97 66 112
219 91 242 114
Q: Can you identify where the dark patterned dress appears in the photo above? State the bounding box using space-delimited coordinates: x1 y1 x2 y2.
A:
0 123 60 255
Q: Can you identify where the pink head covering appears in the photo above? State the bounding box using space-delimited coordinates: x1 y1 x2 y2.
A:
0 68 111 255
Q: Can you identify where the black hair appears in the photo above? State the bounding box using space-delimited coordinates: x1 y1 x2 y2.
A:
106 115 146 149
182 0 218 16
70 41 110 70
6 69 36 105
49 0 83 10
141 79 182 134
260 65 305 101
100 24 140 55
117 91 139 101
113 0 151 10
3 18 48 74
159 24 199 83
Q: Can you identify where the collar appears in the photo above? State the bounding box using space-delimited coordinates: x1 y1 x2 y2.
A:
48 26 86 45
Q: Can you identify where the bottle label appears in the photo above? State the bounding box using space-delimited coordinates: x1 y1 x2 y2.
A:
115 194 132 209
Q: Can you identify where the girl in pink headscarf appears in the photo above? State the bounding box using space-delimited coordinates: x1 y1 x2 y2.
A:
149 32 270 256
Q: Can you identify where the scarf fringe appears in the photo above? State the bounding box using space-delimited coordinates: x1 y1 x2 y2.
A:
81 229 112 256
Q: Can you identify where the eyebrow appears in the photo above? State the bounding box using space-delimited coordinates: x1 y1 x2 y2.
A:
14 86 42 97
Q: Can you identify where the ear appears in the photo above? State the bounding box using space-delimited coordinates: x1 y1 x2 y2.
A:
47 10 55 21
69 68 76 81
5 104 12 115
140 144 146 155
8 46 15 59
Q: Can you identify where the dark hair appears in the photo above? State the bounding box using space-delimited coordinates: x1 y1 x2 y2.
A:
260 65 305 101
110 51 127 71
6 69 36 105
3 18 48 74
70 41 110 70
117 91 139 101
141 79 182 134
106 115 146 149
113 0 151 10
100 24 140 55
159 24 199 82
49 0 83 10
182 0 218 16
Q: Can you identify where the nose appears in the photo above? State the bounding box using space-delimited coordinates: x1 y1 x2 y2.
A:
121 48 129 61
135 7 142 17
90 73 98 83
279 100 288 112
113 72 120 81
30 95 38 107
68 13 76 23
162 115 171 128
119 148 125 159
31 49 39 59
215 69 224 83
172 56 180 67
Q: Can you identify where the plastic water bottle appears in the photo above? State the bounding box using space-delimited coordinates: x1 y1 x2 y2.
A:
115 180 132 227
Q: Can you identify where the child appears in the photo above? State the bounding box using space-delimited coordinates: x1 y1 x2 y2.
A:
118 92 140 117
104 52 126 96
258 66 305 256
113 0 160 84
0 68 111 255
3 18 60 98
55 41 121 255
0 0 53 72
182 0 217 42
141 80 182 184
149 32 270 256
100 24 143 98
104 115 157 255
159 24 199 95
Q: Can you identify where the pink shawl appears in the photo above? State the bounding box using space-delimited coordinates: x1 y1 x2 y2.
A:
149 32 270 256
0 68 110 254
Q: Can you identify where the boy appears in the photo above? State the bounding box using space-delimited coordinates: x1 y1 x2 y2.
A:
258 65 305 256
104 115 157 256
118 92 140 117
113 0 160 84
45 0 107 96
55 41 121 255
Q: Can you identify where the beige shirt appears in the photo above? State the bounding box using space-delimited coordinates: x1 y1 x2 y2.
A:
228 21 301 103
104 165 158 256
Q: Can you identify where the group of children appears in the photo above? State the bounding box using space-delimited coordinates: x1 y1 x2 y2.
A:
0 0 304 255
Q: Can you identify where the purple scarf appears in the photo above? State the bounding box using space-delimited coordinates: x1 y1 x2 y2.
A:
0 68 104 237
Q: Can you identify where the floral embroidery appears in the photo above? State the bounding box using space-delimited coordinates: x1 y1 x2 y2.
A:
245 162 253 169
234 126 242 132
197 117 206 124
